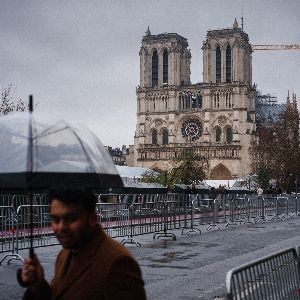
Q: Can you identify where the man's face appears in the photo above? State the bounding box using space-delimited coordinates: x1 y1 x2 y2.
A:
50 199 96 250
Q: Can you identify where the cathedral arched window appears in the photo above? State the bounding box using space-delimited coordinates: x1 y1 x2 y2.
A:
192 95 202 109
162 128 168 145
225 92 231 108
152 50 158 87
216 46 221 82
226 127 233 144
197 95 202 109
216 127 221 143
151 129 158 144
226 45 232 82
187 95 191 110
163 50 168 84
214 93 220 108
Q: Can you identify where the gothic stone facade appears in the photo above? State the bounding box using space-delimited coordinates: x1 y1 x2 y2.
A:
133 21 256 179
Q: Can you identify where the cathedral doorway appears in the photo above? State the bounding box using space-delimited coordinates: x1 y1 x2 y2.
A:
210 164 231 179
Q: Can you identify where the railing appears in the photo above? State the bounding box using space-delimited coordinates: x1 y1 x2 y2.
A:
0 204 58 265
0 193 299 265
226 247 300 300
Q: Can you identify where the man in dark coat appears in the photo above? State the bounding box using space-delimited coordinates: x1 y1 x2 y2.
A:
18 189 147 300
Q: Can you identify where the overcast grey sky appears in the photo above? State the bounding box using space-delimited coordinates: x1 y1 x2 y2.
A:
1 0 299 147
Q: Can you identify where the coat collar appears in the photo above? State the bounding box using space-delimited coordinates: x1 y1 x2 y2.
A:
53 225 106 299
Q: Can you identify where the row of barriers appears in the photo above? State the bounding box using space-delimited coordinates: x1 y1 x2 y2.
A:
0 193 299 265
226 247 300 299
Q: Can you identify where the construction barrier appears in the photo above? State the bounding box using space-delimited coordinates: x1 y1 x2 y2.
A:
0 206 15 254
96 201 130 239
0 193 299 264
15 205 57 252
226 247 300 300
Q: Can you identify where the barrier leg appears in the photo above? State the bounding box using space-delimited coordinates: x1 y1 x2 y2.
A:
121 205 141 247
182 198 201 235
153 201 176 240
255 197 266 222
0 253 24 265
206 200 220 231
244 199 254 224
0 209 24 265
225 200 238 227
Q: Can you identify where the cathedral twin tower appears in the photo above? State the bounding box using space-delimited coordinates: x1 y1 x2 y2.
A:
133 20 256 179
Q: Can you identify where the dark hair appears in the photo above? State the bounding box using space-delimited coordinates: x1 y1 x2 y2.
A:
48 188 97 214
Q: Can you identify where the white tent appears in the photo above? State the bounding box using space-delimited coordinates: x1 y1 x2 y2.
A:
204 180 236 188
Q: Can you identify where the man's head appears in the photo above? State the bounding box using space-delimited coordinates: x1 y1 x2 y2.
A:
49 189 98 250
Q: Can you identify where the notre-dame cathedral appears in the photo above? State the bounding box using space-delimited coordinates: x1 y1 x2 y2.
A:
133 20 257 179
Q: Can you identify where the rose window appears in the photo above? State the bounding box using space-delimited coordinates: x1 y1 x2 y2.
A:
181 118 203 142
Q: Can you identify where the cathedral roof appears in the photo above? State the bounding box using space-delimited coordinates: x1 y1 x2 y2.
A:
142 32 188 47
206 21 249 42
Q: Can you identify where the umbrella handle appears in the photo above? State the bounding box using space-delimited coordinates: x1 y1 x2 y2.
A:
29 189 34 259
29 247 34 259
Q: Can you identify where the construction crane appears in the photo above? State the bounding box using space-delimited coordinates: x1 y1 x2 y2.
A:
252 45 300 51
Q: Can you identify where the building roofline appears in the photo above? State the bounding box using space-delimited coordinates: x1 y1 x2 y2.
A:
142 32 188 46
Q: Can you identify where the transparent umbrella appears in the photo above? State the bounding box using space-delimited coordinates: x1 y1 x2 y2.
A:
0 109 122 190
0 97 123 256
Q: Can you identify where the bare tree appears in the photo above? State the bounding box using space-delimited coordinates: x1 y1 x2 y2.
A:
251 103 300 192
1 84 26 116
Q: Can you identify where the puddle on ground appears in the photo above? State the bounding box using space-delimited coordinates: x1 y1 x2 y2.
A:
200 243 220 248
148 263 190 269
177 242 199 247
142 239 171 249
163 251 185 258
149 251 200 264
150 251 184 263
248 226 266 229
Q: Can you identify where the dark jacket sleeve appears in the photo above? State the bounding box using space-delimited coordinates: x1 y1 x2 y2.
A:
104 255 147 300
22 279 52 300
17 267 52 300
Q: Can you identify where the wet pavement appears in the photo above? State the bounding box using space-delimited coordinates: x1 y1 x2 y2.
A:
2 217 300 299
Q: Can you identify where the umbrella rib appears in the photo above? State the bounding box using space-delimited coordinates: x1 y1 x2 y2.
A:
33 124 69 140
5 124 69 141
67 125 97 173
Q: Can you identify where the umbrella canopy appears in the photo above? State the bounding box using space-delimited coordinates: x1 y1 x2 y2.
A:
0 111 123 192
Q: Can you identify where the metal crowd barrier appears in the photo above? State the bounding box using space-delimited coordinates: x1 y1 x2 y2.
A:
225 199 241 226
226 247 300 300
0 193 299 264
181 195 202 235
0 206 20 264
271 196 289 221
60 194 300 246
126 195 181 243
15 205 57 251
0 204 58 265
96 202 130 239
